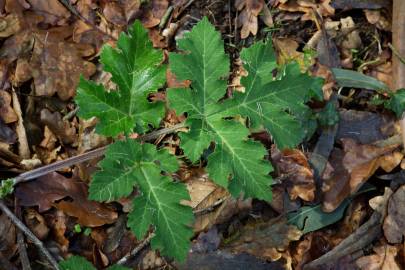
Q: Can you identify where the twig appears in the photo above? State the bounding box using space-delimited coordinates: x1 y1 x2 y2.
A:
389 43 405 65
303 211 382 270
116 232 155 265
11 122 185 185
0 200 60 270
15 198 32 270
159 6 174 29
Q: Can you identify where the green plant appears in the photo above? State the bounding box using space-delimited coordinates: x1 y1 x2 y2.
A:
75 17 322 261
60 255 129 270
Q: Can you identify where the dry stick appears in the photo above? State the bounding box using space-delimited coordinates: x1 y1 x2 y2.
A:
0 200 61 270
13 123 185 185
15 198 32 270
393 0 405 148
116 233 155 265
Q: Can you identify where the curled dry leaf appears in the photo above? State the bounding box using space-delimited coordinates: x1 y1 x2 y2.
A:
272 148 316 202
383 185 405 243
227 217 302 261
40 108 77 145
322 139 401 212
356 244 402 270
15 172 117 227
24 208 50 240
0 90 17 123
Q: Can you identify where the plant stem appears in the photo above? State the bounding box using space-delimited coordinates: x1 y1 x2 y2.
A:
116 232 155 265
0 200 61 270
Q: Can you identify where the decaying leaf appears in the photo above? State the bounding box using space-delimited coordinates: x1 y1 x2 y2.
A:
30 32 96 101
235 0 264 39
278 0 334 21
40 109 77 145
322 139 401 212
227 217 302 261
356 244 402 270
15 172 117 227
0 90 18 123
24 0 70 25
0 14 22 38
142 0 169 28
272 148 316 202
383 185 405 243
24 208 50 240
185 176 252 233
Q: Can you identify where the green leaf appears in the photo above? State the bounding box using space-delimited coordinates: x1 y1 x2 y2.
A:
331 68 389 91
89 139 193 261
287 183 375 234
287 199 350 234
168 18 272 201
59 256 95 270
59 256 130 270
76 21 166 136
385 88 405 117
168 19 319 200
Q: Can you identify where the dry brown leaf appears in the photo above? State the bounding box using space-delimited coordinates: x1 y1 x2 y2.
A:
0 90 17 123
272 148 316 202
364 9 391 31
25 0 70 25
235 0 264 39
24 209 50 240
273 38 310 71
15 172 117 227
142 0 168 28
13 57 32 85
166 68 191 88
356 244 401 270
185 174 251 233
227 217 302 261
278 0 334 21
40 108 77 145
49 210 69 252
383 185 405 244
0 14 22 37
322 139 400 212
30 33 96 101
103 2 126 26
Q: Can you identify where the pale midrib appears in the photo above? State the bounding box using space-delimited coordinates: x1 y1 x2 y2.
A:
139 167 181 250
206 121 258 188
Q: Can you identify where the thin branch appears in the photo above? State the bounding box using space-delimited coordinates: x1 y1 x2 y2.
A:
15 198 32 270
0 200 60 270
116 232 155 265
13 122 185 185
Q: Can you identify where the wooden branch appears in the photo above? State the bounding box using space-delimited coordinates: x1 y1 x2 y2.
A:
0 200 60 270
12 122 185 185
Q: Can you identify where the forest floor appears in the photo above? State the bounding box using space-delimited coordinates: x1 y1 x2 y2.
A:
0 0 404 269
